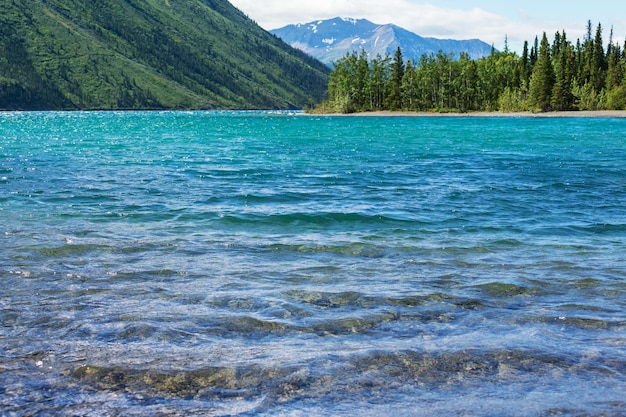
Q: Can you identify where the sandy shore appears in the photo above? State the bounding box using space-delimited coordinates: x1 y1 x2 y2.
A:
308 110 626 118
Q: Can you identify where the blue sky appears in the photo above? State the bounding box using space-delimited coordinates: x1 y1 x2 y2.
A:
230 0 626 53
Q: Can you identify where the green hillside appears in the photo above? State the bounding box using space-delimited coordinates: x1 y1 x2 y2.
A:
0 0 330 110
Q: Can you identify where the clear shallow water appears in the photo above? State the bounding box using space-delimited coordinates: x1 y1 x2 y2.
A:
1 111 626 416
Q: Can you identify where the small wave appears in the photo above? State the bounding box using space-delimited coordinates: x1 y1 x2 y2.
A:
216 212 412 229
538 316 626 329
268 242 388 257
530 223 626 236
35 243 113 257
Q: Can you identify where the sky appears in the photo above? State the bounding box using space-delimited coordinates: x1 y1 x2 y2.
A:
229 0 626 53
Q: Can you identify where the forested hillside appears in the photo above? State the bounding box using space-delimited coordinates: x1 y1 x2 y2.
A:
0 0 330 110
318 22 626 113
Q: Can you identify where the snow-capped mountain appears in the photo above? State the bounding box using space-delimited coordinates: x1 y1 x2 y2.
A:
271 17 494 66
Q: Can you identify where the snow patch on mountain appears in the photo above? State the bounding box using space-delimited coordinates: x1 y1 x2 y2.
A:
271 17 494 67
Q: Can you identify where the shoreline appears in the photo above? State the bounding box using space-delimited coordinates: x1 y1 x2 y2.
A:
307 110 626 118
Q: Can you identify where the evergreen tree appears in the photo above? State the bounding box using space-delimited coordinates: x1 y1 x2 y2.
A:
456 52 479 111
435 51 455 109
369 54 391 110
607 26 614 58
316 19 623 114
354 50 371 111
605 39 626 110
606 42 623 90
589 23 606 93
530 36 539 66
579 20 595 83
520 40 531 86
401 59 418 110
387 47 405 110
529 32 555 111
552 31 562 58
416 53 438 110
551 31 575 110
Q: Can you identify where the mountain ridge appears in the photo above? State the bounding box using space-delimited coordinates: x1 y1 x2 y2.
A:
0 0 330 110
271 17 494 66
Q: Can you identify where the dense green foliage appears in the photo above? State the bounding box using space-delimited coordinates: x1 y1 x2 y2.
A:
317 22 626 113
0 0 330 110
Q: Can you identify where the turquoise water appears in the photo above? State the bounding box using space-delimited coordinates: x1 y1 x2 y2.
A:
1 111 626 416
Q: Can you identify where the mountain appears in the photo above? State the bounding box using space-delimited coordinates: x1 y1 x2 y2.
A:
271 17 494 66
0 0 330 110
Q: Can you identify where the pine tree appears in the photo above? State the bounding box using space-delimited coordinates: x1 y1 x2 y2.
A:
552 31 562 58
520 40 531 86
457 52 479 111
529 32 555 111
551 31 575 110
530 36 539 66
606 42 623 90
435 51 455 109
401 59 418 110
386 47 405 110
605 38 625 109
416 53 437 110
578 20 595 83
589 23 606 93
354 50 370 111
369 54 391 111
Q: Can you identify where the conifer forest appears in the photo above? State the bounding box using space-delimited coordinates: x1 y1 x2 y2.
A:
317 22 626 113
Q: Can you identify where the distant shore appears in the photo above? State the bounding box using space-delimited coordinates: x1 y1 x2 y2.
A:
308 110 626 118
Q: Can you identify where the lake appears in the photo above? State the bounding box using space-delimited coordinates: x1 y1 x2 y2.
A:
1 111 625 416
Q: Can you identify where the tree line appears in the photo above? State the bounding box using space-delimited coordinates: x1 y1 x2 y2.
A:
315 21 626 113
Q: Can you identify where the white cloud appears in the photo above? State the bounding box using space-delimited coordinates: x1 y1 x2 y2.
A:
232 1 503 48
